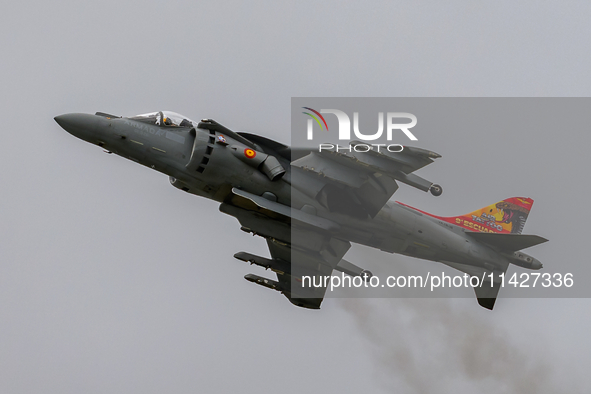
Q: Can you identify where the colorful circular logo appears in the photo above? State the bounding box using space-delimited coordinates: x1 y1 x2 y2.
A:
244 148 256 159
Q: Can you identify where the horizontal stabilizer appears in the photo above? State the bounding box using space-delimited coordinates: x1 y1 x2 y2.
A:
466 233 548 251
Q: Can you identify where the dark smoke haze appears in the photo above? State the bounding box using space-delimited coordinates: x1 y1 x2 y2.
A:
340 298 573 394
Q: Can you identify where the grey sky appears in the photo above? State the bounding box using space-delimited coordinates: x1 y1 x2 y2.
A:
1 1 590 393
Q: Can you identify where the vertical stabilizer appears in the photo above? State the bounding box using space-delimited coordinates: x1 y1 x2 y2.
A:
452 197 534 234
398 197 534 234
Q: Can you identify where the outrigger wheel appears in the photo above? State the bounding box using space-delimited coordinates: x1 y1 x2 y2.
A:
430 184 443 196
360 270 373 283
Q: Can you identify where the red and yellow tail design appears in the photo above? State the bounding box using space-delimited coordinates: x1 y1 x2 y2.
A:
399 197 534 234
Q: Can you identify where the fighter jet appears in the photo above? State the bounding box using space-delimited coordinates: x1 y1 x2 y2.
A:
54 110 548 310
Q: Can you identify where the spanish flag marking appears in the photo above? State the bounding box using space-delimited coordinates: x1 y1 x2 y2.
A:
244 148 256 159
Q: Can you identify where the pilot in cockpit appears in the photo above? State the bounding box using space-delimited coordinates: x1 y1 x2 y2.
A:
131 111 196 128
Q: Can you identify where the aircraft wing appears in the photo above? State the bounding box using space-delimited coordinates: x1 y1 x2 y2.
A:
290 143 442 218
222 188 352 309
252 234 349 309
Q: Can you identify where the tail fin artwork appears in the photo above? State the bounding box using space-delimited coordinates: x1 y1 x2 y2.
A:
454 197 533 234
409 197 535 234
400 197 546 310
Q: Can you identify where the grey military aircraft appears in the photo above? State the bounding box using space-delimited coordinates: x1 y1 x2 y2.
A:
54 110 548 310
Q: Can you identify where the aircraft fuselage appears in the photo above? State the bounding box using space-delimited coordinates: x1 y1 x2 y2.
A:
55 113 540 284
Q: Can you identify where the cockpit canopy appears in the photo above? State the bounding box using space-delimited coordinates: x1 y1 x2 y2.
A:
129 111 196 128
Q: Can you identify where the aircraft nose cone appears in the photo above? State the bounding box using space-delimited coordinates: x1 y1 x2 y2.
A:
54 113 108 142
55 113 93 134
54 114 72 129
